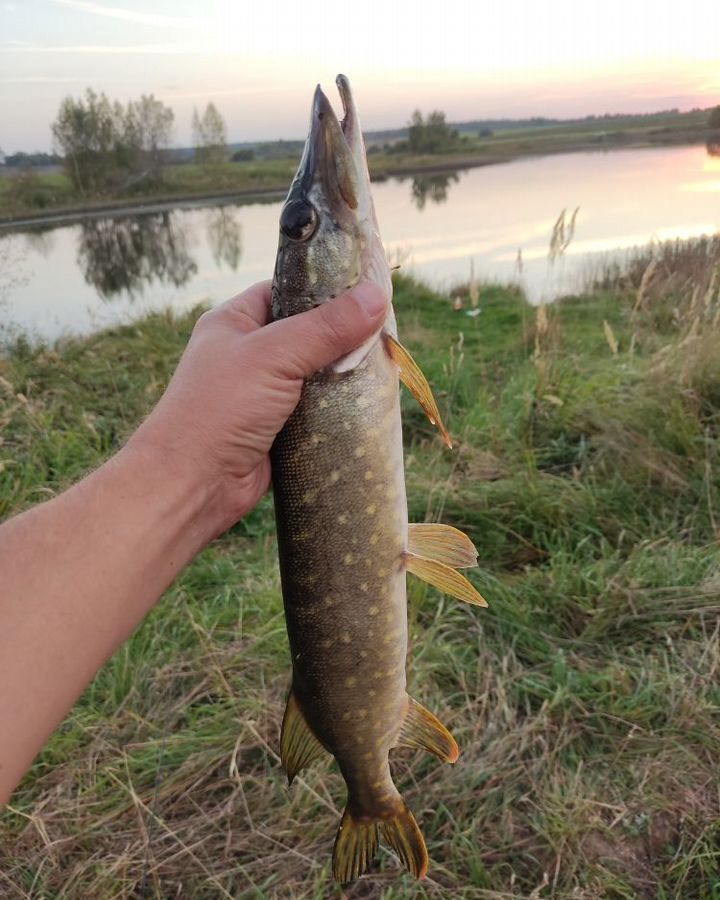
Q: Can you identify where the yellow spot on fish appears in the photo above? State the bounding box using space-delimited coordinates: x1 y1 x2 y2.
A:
368 688 377 697
343 421 351 431
372 669 383 680
310 433 325 446
341 631 351 644
345 676 357 688
329 470 341 483
319 398 329 409
364 469 374 480
364 751 374 760
387 486 398 500
344 553 354 565
342 711 352 721
302 490 317 505
356 395 370 409
378 567 388 577
322 639 333 649
324 597 335 608
365 504 377 515
370 533 379 545
360 649 368 658
368 628 375 638
360 582 369 593
337 513 348 525
369 605 379 616
357 708 367 719
354 446 366 458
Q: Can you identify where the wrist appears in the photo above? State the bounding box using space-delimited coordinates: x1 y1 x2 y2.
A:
116 436 227 556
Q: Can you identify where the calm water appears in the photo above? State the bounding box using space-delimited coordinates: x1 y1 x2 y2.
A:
1 145 719 342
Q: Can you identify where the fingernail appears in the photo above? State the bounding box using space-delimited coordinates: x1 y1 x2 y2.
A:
351 282 387 318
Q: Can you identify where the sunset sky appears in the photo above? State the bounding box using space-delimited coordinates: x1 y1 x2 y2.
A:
1 0 719 153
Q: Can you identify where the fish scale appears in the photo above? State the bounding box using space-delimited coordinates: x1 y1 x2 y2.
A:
270 74 487 882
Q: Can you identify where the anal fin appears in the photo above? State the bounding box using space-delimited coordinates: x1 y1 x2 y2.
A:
406 555 488 607
395 697 459 763
280 691 328 785
384 333 453 449
408 523 478 568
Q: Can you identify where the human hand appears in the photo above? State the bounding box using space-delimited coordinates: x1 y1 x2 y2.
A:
127 279 387 537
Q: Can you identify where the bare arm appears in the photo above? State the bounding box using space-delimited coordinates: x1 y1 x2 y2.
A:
0 280 386 803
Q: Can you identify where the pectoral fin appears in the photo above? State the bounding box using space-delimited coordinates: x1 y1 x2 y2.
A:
408 523 478 568
395 697 459 763
384 334 453 449
280 691 328 785
406 555 488 607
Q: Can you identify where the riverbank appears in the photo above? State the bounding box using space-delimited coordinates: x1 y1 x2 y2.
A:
2 110 717 227
1 269 718 896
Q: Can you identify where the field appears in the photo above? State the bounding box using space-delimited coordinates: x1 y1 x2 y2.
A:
1 106 717 223
1 255 719 897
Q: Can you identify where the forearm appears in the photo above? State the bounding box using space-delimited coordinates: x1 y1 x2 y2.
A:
0 444 218 803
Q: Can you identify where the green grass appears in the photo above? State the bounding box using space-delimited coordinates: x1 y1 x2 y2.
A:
1 271 719 897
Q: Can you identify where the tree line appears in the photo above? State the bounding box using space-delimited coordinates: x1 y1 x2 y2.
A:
51 89 228 197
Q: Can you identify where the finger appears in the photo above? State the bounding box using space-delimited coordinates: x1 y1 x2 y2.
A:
249 282 388 379
214 280 272 331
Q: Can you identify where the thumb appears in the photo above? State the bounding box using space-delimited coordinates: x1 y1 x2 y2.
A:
254 282 388 379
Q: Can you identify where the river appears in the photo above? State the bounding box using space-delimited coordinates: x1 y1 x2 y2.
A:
1 144 718 342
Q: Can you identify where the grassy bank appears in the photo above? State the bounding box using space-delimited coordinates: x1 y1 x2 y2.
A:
2 107 717 223
1 266 719 897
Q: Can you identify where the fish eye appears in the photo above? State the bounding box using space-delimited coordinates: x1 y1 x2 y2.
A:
280 199 318 241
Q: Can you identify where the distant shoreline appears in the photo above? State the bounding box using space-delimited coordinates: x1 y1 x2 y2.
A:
0 133 714 231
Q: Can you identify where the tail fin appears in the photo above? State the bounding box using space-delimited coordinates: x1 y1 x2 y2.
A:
332 801 428 882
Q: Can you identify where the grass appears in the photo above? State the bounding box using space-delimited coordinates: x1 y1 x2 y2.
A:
1 263 719 897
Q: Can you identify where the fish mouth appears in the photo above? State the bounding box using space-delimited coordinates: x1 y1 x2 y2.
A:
299 76 361 210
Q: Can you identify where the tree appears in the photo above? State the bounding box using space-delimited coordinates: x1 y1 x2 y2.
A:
52 89 123 195
406 109 459 154
52 89 174 196
192 103 227 165
124 94 174 181
709 106 720 130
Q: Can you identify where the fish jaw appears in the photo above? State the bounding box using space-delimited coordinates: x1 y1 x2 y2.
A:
272 76 391 337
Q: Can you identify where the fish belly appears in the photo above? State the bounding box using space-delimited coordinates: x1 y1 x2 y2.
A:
271 340 408 787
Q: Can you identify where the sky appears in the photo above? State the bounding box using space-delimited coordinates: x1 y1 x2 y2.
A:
1 0 719 153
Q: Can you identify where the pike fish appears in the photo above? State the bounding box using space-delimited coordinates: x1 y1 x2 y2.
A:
270 75 487 882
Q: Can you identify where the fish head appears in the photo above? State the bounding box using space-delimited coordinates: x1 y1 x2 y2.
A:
272 75 391 322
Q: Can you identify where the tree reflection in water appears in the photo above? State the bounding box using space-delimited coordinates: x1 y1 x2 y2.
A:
409 172 460 210
707 140 720 158
77 211 197 300
206 207 242 270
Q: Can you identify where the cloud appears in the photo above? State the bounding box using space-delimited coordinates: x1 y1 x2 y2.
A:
1 42 205 54
4 76 81 83
49 0 202 30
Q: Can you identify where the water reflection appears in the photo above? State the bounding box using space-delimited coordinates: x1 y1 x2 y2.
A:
707 140 720 159
409 172 460 210
22 227 55 258
77 212 197 299
206 208 242 270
